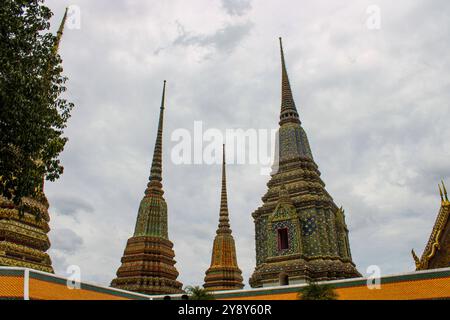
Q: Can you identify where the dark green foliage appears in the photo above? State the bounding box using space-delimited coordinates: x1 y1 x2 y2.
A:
185 286 215 300
298 282 338 300
0 0 73 209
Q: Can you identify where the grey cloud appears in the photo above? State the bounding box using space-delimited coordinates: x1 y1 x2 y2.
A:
51 195 95 217
50 228 84 255
158 20 253 55
220 0 252 16
48 251 69 275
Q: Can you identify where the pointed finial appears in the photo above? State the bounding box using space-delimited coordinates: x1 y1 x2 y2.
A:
53 7 68 54
279 37 284 61
442 180 448 201
145 81 167 197
411 249 421 269
217 143 231 234
278 37 300 126
278 37 287 76
161 80 167 109
223 144 226 165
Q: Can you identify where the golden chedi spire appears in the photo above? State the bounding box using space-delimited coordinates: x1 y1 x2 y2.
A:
0 9 69 274
218 144 231 233
144 80 166 198
412 180 450 270
53 7 68 54
111 81 183 295
204 145 244 292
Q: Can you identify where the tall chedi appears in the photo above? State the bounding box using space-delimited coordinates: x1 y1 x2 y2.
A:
203 145 244 292
249 38 360 287
111 81 183 295
0 8 69 273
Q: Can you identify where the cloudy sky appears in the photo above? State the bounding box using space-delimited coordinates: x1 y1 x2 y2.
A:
43 0 450 288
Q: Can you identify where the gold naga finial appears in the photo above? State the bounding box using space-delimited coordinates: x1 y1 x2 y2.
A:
441 180 449 202
338 206 346 216
439 184 444 202
411 249 421 269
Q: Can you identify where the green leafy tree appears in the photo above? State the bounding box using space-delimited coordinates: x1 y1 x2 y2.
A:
185 286 215 300
298 282 338 300
0 0 73 210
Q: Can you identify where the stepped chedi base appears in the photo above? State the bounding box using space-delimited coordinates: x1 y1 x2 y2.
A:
250 38 360 288
0 194 53 273
111 236 182 294
203 145 244 292
111 81 183 295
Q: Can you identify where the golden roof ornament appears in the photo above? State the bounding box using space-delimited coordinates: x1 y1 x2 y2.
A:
411 180 450 271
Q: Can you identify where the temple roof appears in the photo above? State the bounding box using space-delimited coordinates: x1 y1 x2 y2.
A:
412 181 450 270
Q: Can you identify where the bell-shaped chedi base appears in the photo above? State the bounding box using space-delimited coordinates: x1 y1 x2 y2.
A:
204 235 244 292
0 195 54 273
111 236 183 295
250 159 361 287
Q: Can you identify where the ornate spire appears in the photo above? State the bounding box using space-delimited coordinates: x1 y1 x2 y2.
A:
249 39 360 288
53 7 68 54
203 144 244 291
279 37 300 125
218 144 231 233
145 81 166 197
111 80 183 295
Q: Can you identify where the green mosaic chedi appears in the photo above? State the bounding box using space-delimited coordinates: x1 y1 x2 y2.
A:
249 39 361 287
133 81 168 239
111 81 183 295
